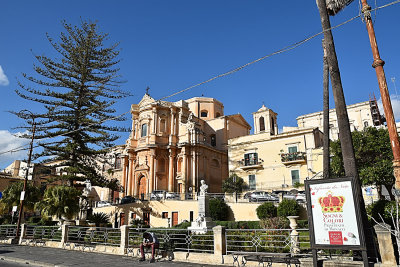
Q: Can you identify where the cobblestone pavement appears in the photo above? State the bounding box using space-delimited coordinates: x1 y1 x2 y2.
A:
0 244 218 267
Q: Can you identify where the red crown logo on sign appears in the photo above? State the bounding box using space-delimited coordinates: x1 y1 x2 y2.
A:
318 191 345 213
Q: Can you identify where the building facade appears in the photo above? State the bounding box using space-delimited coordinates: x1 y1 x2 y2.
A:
293 99 384 140
228 105 323 190
121 94 251 197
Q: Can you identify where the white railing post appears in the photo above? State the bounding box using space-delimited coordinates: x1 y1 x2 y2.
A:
120 225 129 254
287 216 300 254
18 224 27 244
61 224 69 247
213 225 226 261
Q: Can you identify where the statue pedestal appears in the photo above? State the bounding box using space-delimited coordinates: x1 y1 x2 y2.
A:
188 216 215 234
188 192 215 234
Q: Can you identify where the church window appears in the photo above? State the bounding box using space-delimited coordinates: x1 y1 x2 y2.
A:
210 134 216 147
201 110 208 118
259 117 265 132
160 118 166 133
141 123 148 137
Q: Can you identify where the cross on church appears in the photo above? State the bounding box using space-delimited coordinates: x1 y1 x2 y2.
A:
145 86 150 95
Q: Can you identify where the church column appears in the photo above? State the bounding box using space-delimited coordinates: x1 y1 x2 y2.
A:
149 150 155 193
192 148 197 194
182 149 187 193
152 107 157 135
168 149 175 192
121 156 128 197
127 156 134 195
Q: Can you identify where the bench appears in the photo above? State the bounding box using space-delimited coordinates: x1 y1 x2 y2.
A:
231 251 301 267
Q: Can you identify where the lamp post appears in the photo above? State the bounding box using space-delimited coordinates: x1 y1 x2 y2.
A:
15 110 36 241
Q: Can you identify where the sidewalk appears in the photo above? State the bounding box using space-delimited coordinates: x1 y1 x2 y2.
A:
0 244 216 267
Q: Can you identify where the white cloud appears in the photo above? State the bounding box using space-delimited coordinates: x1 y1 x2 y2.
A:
0 65 9 86
0 130 30 170
377 94 400 122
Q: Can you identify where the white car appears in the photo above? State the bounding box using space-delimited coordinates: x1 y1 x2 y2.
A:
151 190 180 200
97 201 112 207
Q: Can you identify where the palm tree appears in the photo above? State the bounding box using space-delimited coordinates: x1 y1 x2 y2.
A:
1 181 41 212
35 186 80 222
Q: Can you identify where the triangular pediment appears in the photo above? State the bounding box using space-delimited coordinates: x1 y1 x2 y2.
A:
138 94 156 108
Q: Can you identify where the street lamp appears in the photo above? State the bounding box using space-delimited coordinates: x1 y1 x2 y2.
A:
15 110 36 242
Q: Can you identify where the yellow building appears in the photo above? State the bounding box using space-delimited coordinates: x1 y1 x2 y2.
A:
228 105 324 190
294 99 384 140
121 93 251 197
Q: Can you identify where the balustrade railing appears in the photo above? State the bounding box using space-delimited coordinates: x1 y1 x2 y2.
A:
0 225 18 238
128 228 214 254
25 225 62 241
67 226 121 246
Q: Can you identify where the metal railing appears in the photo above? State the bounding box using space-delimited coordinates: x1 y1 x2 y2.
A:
128 228 214 254
280 152 306 163
0 225 18 238
25 226 62 241
67 226 121 246
226 228 311 255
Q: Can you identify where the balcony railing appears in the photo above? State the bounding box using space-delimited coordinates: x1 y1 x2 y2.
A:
280 152 306 164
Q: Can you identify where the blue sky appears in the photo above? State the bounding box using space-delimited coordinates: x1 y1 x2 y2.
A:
1 0 400 169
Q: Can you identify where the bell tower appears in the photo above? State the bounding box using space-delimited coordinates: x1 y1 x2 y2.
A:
252 105 278 135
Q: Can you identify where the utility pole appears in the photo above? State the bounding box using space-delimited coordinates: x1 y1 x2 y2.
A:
316 0 376 265
322 39 330 179
15 110 36 242
360 0 400 191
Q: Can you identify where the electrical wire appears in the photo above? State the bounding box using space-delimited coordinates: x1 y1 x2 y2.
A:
1 0 399 158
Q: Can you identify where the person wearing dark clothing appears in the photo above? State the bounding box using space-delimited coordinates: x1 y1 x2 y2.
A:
139 232 159 263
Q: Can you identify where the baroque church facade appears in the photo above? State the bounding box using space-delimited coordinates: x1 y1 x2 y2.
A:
120 93 251 197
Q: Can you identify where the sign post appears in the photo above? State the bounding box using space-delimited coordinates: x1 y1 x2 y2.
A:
305 177 367 264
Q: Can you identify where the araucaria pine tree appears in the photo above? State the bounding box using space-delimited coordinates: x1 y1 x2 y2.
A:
14 20 129 186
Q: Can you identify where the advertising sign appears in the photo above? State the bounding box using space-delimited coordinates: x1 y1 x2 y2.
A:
305 177 365 249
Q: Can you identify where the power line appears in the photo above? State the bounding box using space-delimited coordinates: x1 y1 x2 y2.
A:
1 0 399 158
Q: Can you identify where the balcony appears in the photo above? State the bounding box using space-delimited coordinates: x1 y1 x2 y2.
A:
238 159 264 170
280 152 306 165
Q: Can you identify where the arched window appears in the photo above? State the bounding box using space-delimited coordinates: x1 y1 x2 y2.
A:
159 118 166 133
211 159 220 168
259 117 265 132
201 110 208 118
210 134 216 147
158 158 165 172
271 118 275 135
141 123 148 137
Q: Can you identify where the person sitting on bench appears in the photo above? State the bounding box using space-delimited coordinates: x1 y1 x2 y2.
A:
139 232 159 262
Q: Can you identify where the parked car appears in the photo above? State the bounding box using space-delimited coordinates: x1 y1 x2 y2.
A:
150 190 180 200
283 190 306 203
120 195 135 204
96 200 112 207
248 191 278 202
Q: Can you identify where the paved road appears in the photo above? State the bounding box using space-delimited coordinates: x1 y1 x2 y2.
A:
0 244 218 267
0 260 26 267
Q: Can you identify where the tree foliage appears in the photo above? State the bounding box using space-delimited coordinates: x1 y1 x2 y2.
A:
256 202 277 219
88 212 110 226
222 174 245 193
209 198 229 221
13 20 129 186
1 181 41 212
35 185 81 220
277 199 300 217
330 127 395 199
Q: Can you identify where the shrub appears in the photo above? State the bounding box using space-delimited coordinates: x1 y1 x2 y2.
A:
173 221 191 229
209 198 229 221
297 219 309 229
366 199 397 225
256 202 277 219
222 174 245 193
277 199 300 217
88 212 110 227
260 217 289 229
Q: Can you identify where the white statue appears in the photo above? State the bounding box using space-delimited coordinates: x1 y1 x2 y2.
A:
199 180 208 196
83 179 92 196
